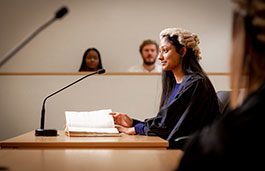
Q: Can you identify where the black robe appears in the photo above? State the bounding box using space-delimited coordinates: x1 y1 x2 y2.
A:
177 81 265 170
136 73 221 149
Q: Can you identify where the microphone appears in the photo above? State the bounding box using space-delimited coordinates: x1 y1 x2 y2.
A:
55 7 68 19
35 69 106 136
0 6 69 68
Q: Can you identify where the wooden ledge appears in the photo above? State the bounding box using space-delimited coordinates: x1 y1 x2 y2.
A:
0 72 230 76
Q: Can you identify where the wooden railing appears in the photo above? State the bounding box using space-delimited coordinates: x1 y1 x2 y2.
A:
0 72 230 76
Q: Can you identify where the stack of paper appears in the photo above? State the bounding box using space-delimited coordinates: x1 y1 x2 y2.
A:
64 109 120 137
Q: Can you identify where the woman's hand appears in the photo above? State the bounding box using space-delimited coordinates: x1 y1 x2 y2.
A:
116 126 136 135
109 112 133 128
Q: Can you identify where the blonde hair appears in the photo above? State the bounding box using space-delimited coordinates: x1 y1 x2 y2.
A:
160 27 202 61
230 0 265 108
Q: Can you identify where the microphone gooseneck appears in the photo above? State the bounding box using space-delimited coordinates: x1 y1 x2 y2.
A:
36 69 105 136
0 6 69 68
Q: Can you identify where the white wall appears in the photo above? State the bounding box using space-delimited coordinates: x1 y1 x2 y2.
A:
0 74 230 141
0 0 233 73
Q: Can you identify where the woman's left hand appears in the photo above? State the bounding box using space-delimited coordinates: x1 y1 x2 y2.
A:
116 126 136 135
109 112 133 128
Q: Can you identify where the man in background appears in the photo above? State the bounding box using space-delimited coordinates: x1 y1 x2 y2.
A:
128 39 162 72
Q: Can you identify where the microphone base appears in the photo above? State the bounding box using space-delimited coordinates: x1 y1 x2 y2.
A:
35 129 58 136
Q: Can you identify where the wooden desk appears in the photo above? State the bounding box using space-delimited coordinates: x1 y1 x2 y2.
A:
0 130 169 149
0 149 183 171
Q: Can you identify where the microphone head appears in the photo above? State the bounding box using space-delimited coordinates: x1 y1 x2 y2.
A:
55 7 68 19
97 69 106 74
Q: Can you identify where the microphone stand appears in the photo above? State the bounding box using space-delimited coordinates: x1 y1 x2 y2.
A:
35 69 105 136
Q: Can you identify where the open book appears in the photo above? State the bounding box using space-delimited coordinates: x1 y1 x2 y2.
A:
64 109 120 137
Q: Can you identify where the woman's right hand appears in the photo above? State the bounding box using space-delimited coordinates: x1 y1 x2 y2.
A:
109 112 133 128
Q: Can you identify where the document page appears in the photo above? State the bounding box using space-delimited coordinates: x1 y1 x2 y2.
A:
64 109 120 136
65 109 114 128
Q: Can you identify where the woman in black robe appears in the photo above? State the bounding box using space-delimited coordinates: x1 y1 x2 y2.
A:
110 28 220 149
177 0 265 169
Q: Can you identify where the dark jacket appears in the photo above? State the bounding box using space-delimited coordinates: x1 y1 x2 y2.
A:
177 81 265 170
143 73 220 149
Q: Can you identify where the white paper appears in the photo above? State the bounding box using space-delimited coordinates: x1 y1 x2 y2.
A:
65 109 114 128
67 127 119 133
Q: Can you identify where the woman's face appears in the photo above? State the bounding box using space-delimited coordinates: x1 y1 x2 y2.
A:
85 50 99 71
158 37 182 71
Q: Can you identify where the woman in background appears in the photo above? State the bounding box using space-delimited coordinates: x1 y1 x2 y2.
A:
177 0 265 170
79 48 103 72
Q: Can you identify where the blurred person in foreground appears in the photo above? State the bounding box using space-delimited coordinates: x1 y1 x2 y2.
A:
177 0 265 170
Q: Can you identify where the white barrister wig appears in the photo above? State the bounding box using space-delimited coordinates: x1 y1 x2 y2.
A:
160 28 202 61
